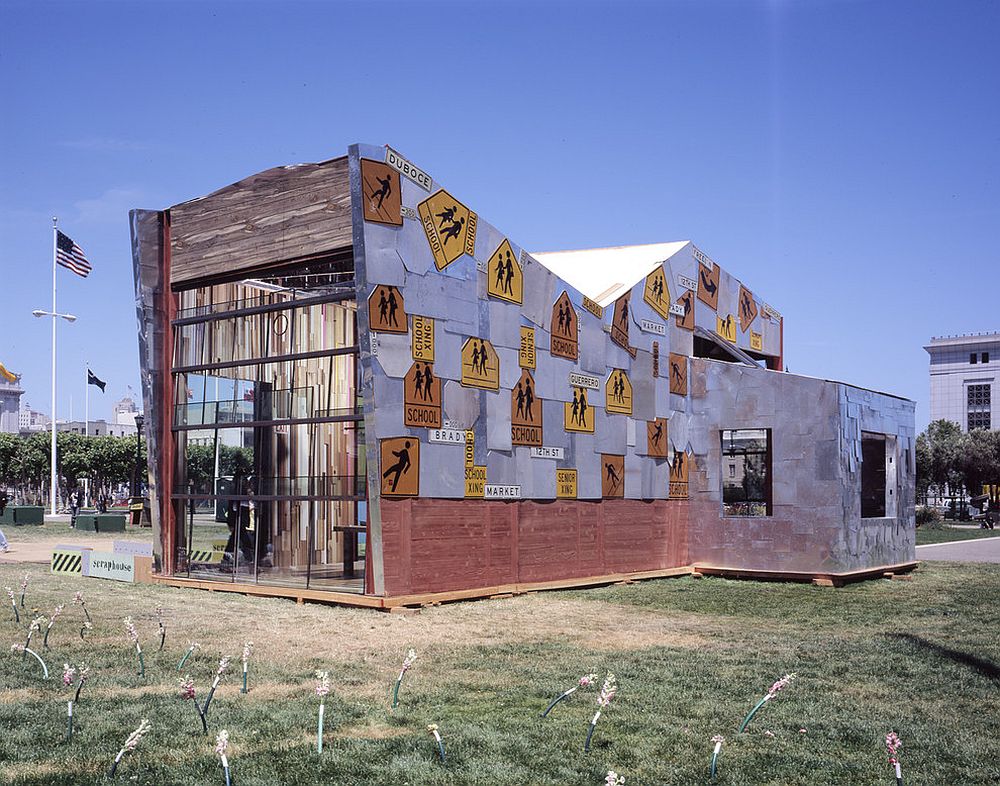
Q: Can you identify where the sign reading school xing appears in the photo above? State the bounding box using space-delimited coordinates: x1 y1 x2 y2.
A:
418 189 477 270
461 337 500 390
411 316 435 362
486 239 523 304
511 369 542 446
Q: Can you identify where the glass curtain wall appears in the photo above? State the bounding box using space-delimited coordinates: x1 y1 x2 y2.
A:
170 278 364 592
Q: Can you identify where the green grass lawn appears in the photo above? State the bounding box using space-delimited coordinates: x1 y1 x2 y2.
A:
2 516 152 544
915 524 998 545
1 560 999 785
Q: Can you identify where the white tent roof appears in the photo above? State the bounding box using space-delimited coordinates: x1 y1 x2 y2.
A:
530 241 689 307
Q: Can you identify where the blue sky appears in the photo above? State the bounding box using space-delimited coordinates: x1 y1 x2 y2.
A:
1 0 997 430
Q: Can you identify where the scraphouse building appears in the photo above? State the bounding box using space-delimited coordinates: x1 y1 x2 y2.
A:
130 144 916 607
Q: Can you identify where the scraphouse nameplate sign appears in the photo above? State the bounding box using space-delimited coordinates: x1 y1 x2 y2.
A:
556 469 578 499
385 147 432 191
564 387 595 433
461 337 500 390
738 285 758 333
605 369 633 416
530 446 564 459
361 159 402 226
551 291 578 360
367 285 407 334
643 264 672 320
83 551 135 583
417 189 478 270
674 289 695 331
485 484 521 500
380 437 420 497
568 372 600 390
511 369 543 447
486 239 523 305
411 316 435 362
519 326 536 369
404 362 442 428
429 428 465 444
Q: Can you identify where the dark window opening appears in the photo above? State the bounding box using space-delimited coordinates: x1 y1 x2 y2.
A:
968 384 991 431
983 352 990 364
970 353 978 364
721 429 772 516
861 433 887 517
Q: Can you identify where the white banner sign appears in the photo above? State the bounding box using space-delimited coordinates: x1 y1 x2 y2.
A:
484 484 521 500
569 372 600 390
677 274 697 291
385 147 432 191
669 303 686 316
429 428 466 445
529 446 565 460
639 319 666 335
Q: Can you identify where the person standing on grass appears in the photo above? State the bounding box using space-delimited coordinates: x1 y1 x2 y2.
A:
69 488 80 527
0 524 9 553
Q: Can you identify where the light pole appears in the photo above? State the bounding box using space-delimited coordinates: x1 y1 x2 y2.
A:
32 308 77 516
132 413 145 527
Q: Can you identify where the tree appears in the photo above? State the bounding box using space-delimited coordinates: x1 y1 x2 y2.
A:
960 428 1000 504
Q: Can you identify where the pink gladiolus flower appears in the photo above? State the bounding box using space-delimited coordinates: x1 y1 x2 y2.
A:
605 770 625 786
179 676 196 700
63 664 77 686
401 648 417 673
315 670 330 697
767 674 795 698
712 734 725 744
579 673 598 687
215 729 229 757
597 672 617 708
123 617 140 646
886 732 902 759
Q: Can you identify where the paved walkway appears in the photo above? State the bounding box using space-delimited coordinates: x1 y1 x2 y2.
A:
0 537 133 565
916 536 1000 563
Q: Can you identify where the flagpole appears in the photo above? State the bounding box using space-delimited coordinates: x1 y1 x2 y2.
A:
85 364 89 438
50 218 58 517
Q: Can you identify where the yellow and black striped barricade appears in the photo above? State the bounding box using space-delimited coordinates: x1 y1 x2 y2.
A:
51 548 84 576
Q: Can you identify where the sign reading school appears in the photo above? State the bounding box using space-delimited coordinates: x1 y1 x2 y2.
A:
418 189 477 271
511 369 542 447
404 362 441 429
551 291 578 360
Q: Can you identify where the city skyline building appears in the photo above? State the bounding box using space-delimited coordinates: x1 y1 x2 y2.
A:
924 332 998 432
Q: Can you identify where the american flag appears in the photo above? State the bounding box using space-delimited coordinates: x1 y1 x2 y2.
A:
56 230 92 277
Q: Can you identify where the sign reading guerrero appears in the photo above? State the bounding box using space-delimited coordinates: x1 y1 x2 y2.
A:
511 369 542 446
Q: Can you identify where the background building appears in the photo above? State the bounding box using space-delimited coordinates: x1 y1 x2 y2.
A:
0 375 25 434
57 419 137 438
925 333 998 431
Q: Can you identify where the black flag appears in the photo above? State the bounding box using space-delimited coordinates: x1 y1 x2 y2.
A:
87 369 106 392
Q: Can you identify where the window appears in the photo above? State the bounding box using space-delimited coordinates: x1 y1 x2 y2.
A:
968 384 991 431
861 432 897 518
721 429 771 516
970 353 978 364
983 352 990 364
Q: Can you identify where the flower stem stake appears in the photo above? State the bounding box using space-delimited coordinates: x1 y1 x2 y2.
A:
19 574 28 608
25 615 46 656
202 657 230 720
738 674 795 733
5 587 19 623
180 676 208 734
155 606 166 651
44 604 64 649
107 719 151 779
605 771 625 786
584 672 617 752
541 673 598 717
123 617 144 677
391 648 416 709
427 724 445 762
63 664 90 741
177 641 200 671
315 670 330 754
11 643 49 679
73 591 92 623
709 735 725 781
886 732 903 785
215 730 232 786
241 641 253 694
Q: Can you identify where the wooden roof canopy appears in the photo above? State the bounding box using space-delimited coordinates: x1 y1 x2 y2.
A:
167 155 352 289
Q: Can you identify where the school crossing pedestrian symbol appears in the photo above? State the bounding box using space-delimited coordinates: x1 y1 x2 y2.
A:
486 239 523 305
601 454 625 498
418 189 477 270
550 291 578 360
668 450 690 499
674 289 695 331
716 314 737 344
605 369 632 416
511 369 542 447
460 337 500 390
380 437 419 497
697 262 721 310
643 264 672 320
360 159 402 226
647 418 668 458
669 353 688 396
564 386 595 433
610 292 635 356
738 285 758 333
367 285 407 334
404 362 441 429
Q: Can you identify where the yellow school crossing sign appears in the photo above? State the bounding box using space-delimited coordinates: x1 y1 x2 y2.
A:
418 189 478 271
605 369 632 416
643 264 672 320
487 239 523 304
461 337 500 390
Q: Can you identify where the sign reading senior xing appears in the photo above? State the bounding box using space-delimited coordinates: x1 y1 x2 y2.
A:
84 551 136 583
